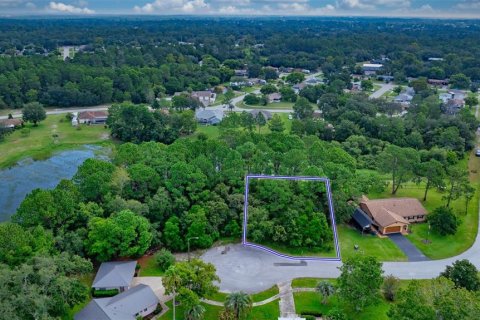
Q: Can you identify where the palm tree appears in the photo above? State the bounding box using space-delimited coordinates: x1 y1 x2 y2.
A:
316 280 336 305
185 304 205 320
224 292 252 320
163 266 182 320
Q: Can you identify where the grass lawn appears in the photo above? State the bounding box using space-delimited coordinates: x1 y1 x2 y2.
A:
255 240 337 258
196 125 221 139
247 300 280 320
292 278 335 288
159 298 279 320
0 114 111 168
137 254 165 277
159 300 222 320
338 225 407 261
294 291 390 320
251 285 279 302
369 179 479 260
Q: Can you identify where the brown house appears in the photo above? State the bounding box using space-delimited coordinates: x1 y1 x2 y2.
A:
359 196 428 234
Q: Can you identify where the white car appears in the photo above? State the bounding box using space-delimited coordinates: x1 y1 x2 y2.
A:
476 149 480 157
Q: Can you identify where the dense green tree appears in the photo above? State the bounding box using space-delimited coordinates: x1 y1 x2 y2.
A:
73 158 116 202
378 145 419 195
415 159 445 201
428 206 459 236
22 102 46 126
154 249 176 272
286 72 305 84
0 254 92 320
260 84 277 95
268 114 285 132
450 73 471 89
86 210 153 261
361 79 373 91
441 259 480 291
337 255 383 311
293 97 313 119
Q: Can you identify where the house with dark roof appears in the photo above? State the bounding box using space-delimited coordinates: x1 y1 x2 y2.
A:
92 261 137 292
75 284 159 320
359 196 428 235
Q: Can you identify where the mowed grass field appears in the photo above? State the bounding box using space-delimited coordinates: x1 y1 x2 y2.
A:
0 114 111 168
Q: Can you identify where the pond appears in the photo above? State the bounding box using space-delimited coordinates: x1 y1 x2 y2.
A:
0 145 109 222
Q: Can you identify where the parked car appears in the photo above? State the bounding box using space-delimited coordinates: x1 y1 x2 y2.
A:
475 149 480 157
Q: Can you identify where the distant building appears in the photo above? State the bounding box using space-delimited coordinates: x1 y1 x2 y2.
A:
234 69 248 77
268 92 282 103
195 109 224 125
292 83 307 94
75 284 159 320
428 79 449 86
0 118 23 129
428 57 444 62
394 93 414 105
249 110 272 120
78 111 108 125
362 63 383 76
191 91 217 107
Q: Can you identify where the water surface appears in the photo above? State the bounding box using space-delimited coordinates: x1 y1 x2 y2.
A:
0 145 107 221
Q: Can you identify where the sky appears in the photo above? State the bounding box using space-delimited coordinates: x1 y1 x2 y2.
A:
0 0 479 18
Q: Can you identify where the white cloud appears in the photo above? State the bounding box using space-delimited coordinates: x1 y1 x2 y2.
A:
49 2 95 14
336 0 410 10
134 0 209 13
25 1 35 9
456 1 480 9
278 2 309 12
0 0 27 7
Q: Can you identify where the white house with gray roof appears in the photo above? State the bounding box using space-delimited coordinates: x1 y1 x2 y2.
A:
75 284 159 320
92 261 137 292
195 109 224 125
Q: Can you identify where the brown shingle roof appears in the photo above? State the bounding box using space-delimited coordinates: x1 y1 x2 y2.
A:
359 197 427 228
78 111 108 120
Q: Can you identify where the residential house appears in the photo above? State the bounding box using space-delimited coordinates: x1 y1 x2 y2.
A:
191 91 217 107
249 110 272 120
305 78 320 85
292 83 307 94
428 79 449 86
268 92 282 103
234 69 248 77
195 109 224 125
301 69 311 74
394 93 414 105
359 196 428 235
75 284 159 320
444 99 465 115
0 118 23 129
78 111 108 125
362 63 383 76
92 261 137 292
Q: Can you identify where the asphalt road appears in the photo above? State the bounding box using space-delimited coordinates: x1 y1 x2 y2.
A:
0 105 111 120
369 83 395 99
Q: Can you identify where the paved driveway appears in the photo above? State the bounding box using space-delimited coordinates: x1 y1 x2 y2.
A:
388 234 429 262
131 277 168 301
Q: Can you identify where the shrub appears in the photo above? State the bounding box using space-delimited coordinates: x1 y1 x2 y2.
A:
154 249 175 272
428 206 459 236
153 303 163 315
382 275 400 301
326 309 347 320
300 310 322 317
303 316 316 320
92 289 119 297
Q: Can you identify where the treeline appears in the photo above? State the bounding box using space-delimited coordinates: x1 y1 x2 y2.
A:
1 18 480 108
